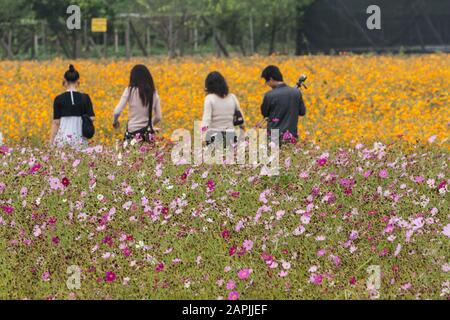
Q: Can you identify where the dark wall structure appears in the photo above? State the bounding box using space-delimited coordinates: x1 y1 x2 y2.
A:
297 0 450 54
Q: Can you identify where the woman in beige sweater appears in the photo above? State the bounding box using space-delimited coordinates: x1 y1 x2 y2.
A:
113 65 162 141
201 71 245 147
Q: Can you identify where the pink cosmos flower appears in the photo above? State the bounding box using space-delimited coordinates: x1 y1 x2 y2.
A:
362 171 372 178
237 268 252 280
41 271 51 282
0 146 9 155
282 131 293 141
279 270 288 277
428 135 437 144
122 247 132 257
105 271 116 282
20 187 28 198
401 283 412 290
379 169 388 178
48 217 57 225
230 191 240 198
242 239 253 251
414 176 424 183
226 280 236 290
330 255 341 267
443 224 450 238
310 274 323 285
228 291 239 300
438 180 447 190
49 177 63 190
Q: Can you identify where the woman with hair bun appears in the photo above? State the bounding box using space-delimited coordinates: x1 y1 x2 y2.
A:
50 64 95 149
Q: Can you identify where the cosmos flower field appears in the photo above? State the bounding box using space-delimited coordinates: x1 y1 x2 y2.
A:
0 55 449 300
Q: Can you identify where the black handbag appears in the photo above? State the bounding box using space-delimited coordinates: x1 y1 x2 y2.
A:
231 95 244 126
81 94 95 139
124 103 154 142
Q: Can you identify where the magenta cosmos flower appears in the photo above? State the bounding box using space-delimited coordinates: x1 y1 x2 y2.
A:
105 271 116 282
221 230 231 239
61 177 70 187
228 291 239 300
237 268 252 280
155 262 165 272
1 206 13 215
316 157 327 167
207 180 216 192
29 163 41 174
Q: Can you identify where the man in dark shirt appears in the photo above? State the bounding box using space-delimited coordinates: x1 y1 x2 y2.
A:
260 65 306 142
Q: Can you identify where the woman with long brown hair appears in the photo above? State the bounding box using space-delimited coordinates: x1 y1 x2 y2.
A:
113 65 162 141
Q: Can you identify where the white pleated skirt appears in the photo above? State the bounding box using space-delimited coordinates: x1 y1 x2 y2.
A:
54 116 88 149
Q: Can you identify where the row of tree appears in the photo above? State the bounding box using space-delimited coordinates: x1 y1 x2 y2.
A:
0 0 314 59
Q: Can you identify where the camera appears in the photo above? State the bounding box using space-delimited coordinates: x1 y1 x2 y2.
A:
296 74 308 89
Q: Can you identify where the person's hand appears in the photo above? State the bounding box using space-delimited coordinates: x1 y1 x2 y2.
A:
113 120 120 129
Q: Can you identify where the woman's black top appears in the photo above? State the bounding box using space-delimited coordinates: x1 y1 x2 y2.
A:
53 91 95 120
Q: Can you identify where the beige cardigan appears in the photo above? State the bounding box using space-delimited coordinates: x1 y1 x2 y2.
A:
201 93 243 131
114 87 162 132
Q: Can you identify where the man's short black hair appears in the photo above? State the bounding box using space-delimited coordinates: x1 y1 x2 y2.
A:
261 65 283 82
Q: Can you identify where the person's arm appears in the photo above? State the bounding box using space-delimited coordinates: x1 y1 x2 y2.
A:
152 93 162 126
50 120 60 145
299 92 306 117
113 88 129 128
85 94 96 122
50 98 61 145
201 96 213 130
261 94 270 118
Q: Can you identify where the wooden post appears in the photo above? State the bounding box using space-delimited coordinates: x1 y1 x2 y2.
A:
249 13 255 55
103 32 107 58
168 15 174 58
0 31 14 59
114 27 119 54
8 30 12 54
146 26 151 55
194 27 198 52
42 22 46 56
34 31 39 58
125 18 131 60
84 19 88 51
73 31 82 59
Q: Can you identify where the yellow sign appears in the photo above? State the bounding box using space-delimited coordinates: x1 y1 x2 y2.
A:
91 18 107 33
